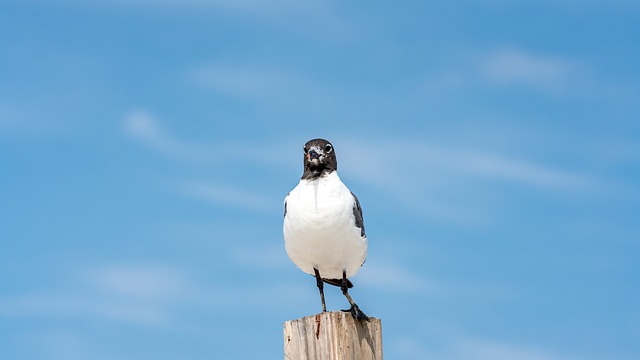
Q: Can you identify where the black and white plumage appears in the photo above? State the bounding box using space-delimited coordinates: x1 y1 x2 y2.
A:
283 138 369 321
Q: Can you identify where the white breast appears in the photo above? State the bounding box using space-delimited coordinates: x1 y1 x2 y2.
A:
283 172 367 279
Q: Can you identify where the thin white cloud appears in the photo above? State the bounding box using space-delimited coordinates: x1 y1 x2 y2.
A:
123 116 616 224
421 45 640 110
338 138 611 227
89 264 193 300
123 109 162 144
0 262 316 328
0 104 55 134
123 108 296 168
123 110 288 212
341 139 604 192
43 0 325 13
475 0 640 11
186 62 340 112
343 139 601 191
421 47 594 98
198 282 316 312
123 109 213 161
0 292 173 328
34 0 351 41
456 337 577 360
232 243 290 269
189 63 303 101
392 334 581 360
175 180 274 211
456 149 601 190
0 264 196 328
482 48 585 95
357 258 515 300
39 330 93 360
357 261 439 293
592 139 640 164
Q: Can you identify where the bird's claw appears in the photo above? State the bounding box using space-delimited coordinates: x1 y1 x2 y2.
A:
342 304 370 321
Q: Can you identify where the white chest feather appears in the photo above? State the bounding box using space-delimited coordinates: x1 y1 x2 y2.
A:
283 172 367 279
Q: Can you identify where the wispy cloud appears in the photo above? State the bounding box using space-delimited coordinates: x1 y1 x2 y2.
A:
174 180 274 211
89 264 193 301
357 261 439 293
39 330 94 360
0 104 55 134
122 111 621 225
186 62 339 112
38 0 351 42
392 334 581 360
188 63 303 101
480 46 640 106
482 48 583 94
123 109 289 212
232 243 290 269
41 0 326 14
0 264 196 328
338 137 611 226
123 108 295 167
455 149 601 190
456 337 578 360
341 139 605 192
475 0 640 11
344 139 601 191
2 261 319 322
124 115 622 225
421 47 592 99
123 109 214 162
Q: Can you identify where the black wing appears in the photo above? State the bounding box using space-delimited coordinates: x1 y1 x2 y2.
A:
351 192 366 238
283 194 289 217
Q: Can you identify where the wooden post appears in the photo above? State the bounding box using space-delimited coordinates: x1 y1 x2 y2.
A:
283 311 383 360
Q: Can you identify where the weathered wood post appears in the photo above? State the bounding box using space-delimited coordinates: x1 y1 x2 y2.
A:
283 311 383 360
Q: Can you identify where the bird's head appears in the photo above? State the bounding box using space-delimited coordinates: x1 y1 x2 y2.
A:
302 138 337 179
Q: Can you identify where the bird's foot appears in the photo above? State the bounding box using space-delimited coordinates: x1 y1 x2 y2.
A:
342 304 370 321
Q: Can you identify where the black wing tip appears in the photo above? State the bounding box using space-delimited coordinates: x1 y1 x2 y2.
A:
351 192 366 238
284 193 289 217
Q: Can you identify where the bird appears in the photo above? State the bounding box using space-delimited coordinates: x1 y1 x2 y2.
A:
283 138 369 321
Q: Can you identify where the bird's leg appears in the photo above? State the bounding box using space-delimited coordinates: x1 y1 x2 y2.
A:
340 270 370 321
313 268 327 313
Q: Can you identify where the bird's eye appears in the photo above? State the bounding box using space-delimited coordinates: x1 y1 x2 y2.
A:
303 146 308 154
325 144 333 153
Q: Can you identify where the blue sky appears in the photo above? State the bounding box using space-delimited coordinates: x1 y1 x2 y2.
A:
1 1 639 359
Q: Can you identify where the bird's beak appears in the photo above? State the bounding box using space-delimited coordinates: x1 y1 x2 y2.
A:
308 149 322 161
307 148 324 165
